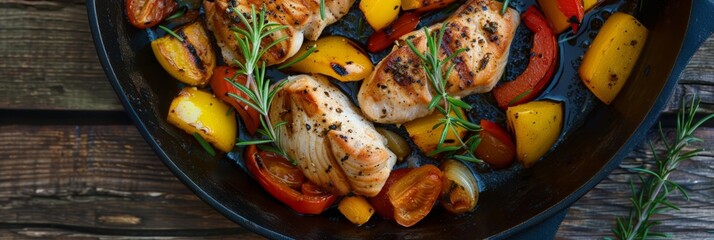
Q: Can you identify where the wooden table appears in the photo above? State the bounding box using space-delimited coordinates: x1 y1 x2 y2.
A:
1 1 712 239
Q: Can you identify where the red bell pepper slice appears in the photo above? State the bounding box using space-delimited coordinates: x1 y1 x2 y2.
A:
367 12 421 53
210 66 261 135
244 145 338 215
557 0 585 33
493 7 558 109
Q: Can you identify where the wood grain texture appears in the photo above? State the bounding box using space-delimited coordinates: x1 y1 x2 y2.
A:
0 125 260 239
0 0 121 111
664 38 714 114
556 130 714 239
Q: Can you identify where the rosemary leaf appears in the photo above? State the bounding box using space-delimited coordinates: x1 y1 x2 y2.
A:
441 48 467 64
274 121 288 129
466 136 482 152
631 168 660 179
278 44 317 69
320 0 326 20
165 7 187 20
447 96 472 109
259 36 289 57
158 25 184 42
501 0 511 15
428 95 443 110
453 154 481 163
227 79 259 101
192 132 216 156
227 92 265 115
436 122 451 150
236 139 275 146
432 120 446 130
357 18 364 37
256 128 270 138
507 89 533 107
428 146 461 156
453 117 481 131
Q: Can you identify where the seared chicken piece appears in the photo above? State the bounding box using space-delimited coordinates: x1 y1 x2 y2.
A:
358 0 519 123
204 0 354 66
270 75 397 197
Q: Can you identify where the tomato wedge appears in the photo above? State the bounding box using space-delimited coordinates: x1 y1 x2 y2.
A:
210 66 261 135
387 165 443 227
245 145 338 215
557 0 585 33
475 120 516 169
261 151 305 189
493 7 558 109
367 12 421 53
368 168 412 219
125 0 177 29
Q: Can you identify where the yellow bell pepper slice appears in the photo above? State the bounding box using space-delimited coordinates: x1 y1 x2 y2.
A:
579 12 648 104
404 109 467 155
338 196 375 226
506 100 563 168
359 0 400 31
584 0 599 11
167 87 236 153
152 21 216 87
285 36 374 82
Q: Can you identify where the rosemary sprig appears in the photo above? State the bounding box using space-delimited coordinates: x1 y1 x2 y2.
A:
226 5 292 163
405 24 482 163
609 95 714 240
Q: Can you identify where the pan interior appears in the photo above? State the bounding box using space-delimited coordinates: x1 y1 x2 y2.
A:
88 0 690 238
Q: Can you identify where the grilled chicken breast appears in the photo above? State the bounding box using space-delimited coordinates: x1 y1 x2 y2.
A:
358 0 519 123
270 75 397 197
204 0 354 66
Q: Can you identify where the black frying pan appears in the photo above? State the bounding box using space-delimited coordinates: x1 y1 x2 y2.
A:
87 0 714 238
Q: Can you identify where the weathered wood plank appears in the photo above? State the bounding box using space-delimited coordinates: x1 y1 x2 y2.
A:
0 1 121 111
664 37 714 114
0 125 261 239
0 228 263 240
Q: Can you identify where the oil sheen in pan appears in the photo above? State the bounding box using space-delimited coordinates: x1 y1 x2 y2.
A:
228 0 634 195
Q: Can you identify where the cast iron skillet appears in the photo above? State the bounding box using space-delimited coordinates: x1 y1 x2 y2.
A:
87 0 713 238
